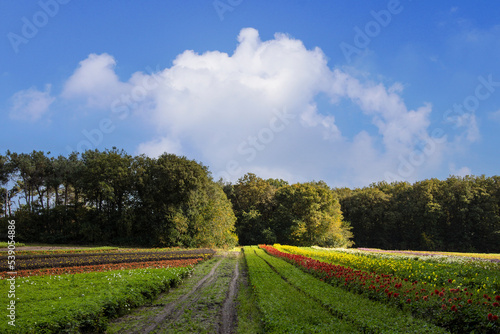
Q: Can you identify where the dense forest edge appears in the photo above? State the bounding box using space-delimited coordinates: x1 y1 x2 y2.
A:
1 149 499 253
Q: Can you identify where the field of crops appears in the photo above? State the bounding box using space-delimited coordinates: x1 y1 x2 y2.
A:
0 248 214 276
2 244 499 333
246 245 499 333
0 247 214 333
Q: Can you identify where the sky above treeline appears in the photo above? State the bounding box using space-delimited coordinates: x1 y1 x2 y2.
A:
1 1 499 187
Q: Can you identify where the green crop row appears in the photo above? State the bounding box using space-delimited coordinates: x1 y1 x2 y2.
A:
0 266 192 333
255 247 447 333
243 246 356 333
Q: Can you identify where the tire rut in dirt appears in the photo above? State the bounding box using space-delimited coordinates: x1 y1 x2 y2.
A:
220 254 240 334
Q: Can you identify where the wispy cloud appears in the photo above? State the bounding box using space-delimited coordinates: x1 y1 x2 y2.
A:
136 137 183 157
9 84 55 121
449 163 471 177
454 113 480 143
489 109 500 123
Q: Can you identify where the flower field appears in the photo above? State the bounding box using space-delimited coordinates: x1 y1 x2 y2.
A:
244 246 447 333
0 248 215 273
0 258 203 278
256 245 499 333
2 245 498 333
0 247 215 333
355 248 500 263
275 245 500 296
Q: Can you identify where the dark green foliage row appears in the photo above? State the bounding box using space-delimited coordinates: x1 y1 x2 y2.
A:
335 176 500 252
0 149 237 248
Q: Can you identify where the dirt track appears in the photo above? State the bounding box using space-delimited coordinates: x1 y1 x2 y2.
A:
106 250 241 334
221 258 239 334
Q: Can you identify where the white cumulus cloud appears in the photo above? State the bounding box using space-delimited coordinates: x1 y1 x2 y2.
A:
62 53 132 108
59 28 455 186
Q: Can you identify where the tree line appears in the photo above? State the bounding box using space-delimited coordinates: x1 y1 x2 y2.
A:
0 150 353 248
222 173 353 248
1 149 499 252
334 176 500 253
0 149 238 248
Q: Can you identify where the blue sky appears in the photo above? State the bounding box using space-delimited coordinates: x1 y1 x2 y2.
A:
1 0 499 187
